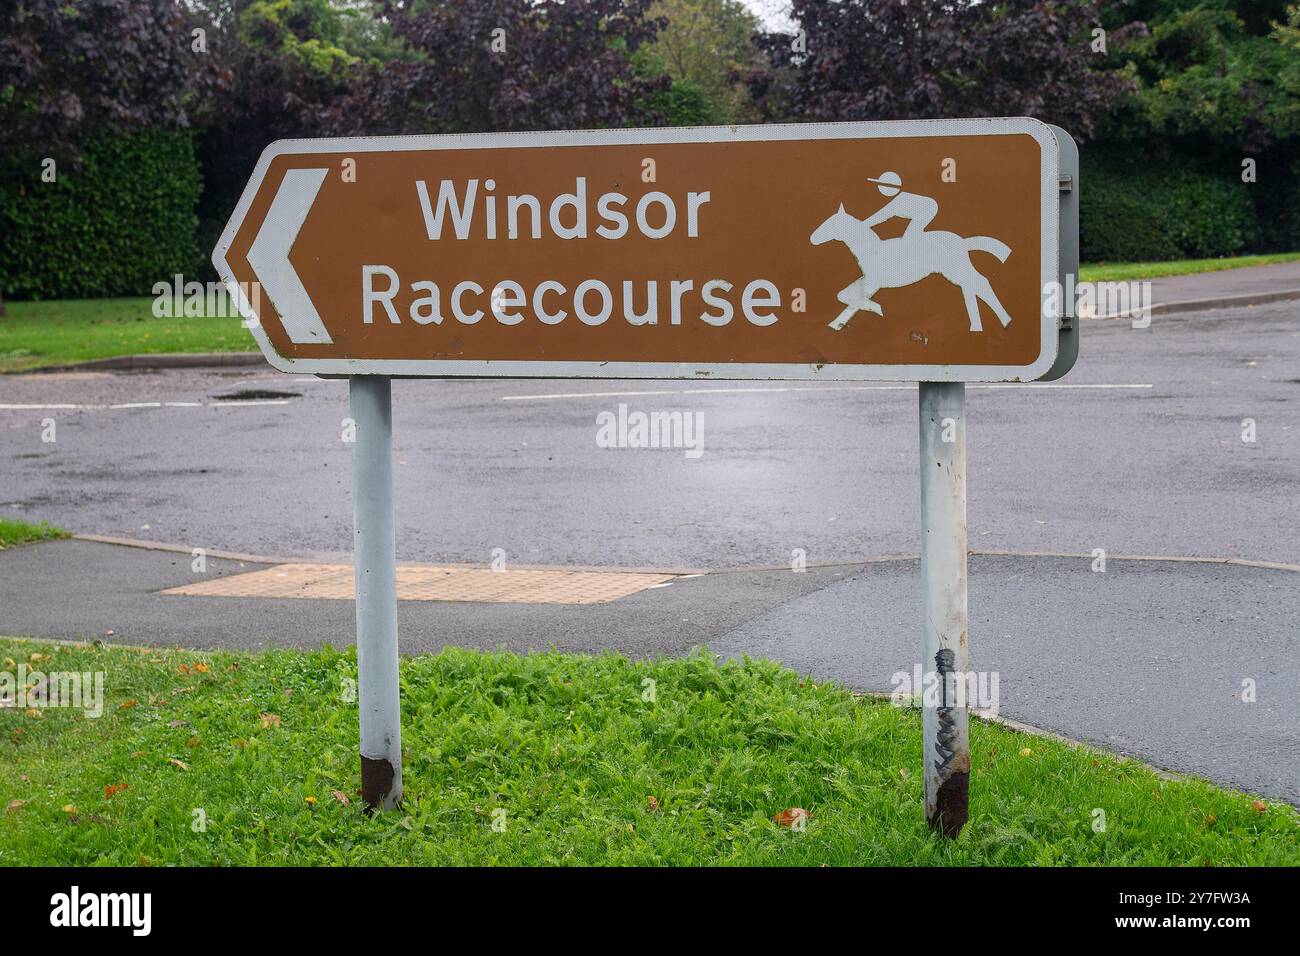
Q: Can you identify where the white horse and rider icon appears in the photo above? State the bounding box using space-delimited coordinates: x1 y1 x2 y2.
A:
811 171 1014 333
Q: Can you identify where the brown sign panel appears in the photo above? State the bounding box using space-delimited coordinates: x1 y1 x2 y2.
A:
214 119 1064 381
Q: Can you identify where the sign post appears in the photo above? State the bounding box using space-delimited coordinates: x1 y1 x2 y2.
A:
348 375 402 809
216 118 1077 827
918 381 969 835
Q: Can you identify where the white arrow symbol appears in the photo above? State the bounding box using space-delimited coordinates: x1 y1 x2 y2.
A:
248 167 333 344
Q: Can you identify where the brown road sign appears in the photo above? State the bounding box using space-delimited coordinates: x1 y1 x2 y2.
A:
214 119 1069 382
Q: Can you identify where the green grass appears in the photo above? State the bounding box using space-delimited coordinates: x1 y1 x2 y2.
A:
0 298 253 373
1079 251 1300 284
0 519 69 550
1 639 1294 866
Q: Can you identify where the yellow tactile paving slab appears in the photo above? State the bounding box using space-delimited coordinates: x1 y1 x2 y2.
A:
160 563 676 605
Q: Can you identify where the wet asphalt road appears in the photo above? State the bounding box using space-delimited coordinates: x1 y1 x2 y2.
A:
1 302 1297 569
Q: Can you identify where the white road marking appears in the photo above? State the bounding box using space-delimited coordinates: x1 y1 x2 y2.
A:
501 383 1154 401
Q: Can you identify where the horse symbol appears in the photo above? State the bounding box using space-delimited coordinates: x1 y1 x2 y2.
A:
810 203 1014 332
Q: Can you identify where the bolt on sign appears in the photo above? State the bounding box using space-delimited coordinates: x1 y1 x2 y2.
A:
214 118 1072 382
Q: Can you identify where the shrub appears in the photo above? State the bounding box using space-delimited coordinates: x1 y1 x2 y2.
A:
1080 151 1257 262
0 131 202 300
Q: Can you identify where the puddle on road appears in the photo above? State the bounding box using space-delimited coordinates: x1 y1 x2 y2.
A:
209 389 302 402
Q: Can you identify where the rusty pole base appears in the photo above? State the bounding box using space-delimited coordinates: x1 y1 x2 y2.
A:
928 771 970 838
360 755 399 812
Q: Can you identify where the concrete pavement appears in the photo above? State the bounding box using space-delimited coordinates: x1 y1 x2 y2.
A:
1145 259 1300 307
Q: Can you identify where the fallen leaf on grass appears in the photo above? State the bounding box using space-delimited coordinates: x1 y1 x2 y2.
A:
259 713 281 729
772 807 811 828
331 790 350 806
646 795 659 812
187 736 198 749
62 804 76 814
119 699 138 711
24 708 42 719
167 758 190 772
1252 800 1268 813
5 800 28 814
104 782 128 799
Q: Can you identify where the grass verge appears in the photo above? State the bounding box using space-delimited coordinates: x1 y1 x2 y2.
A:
1079 252 1300 284
0 298 252 373
1 638 1294 866
0 519 69 550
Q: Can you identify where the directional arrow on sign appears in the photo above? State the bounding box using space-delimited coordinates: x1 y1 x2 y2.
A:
245 167 332 345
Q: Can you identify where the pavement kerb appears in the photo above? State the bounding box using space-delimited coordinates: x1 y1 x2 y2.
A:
706 549 1300 575
68 534 1300 575
15 353 266 374
69 534 711 576
1087 286 1300 321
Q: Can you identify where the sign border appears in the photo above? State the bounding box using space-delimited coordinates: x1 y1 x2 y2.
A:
214 118 1061 382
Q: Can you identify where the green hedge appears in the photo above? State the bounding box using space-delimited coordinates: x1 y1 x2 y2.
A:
1080 152 1259 262
0 131 202 300
1252 155 1300 253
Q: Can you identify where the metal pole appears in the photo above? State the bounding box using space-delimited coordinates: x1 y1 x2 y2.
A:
918 381 970 837
349 375 402 810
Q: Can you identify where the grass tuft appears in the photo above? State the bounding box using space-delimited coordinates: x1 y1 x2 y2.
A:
0 519 69 550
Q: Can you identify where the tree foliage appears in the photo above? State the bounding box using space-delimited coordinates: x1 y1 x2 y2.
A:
319 0 669 135
0 0 203 158
746 0 1140 140
1100 0 1300 151
644 0 762 123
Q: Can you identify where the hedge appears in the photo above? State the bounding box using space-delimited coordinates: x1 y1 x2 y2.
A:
0 130 202 300
1080 150 1259 263
1251 155 1300 253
